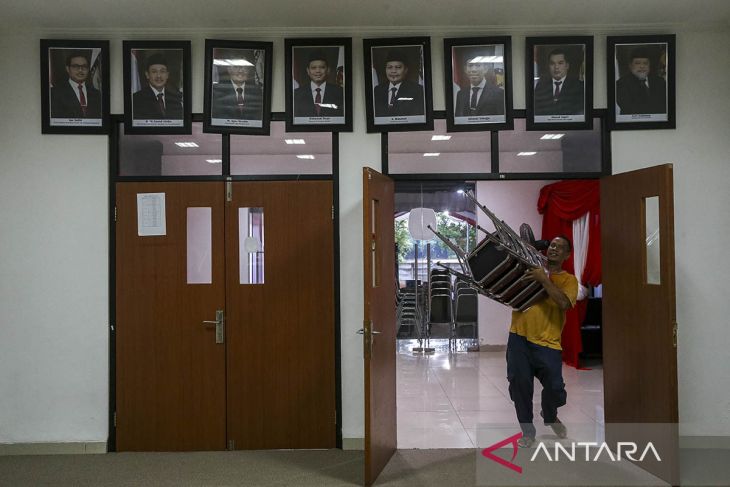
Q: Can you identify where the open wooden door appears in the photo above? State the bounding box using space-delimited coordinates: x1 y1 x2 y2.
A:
362 168 397 486
601 164 678 485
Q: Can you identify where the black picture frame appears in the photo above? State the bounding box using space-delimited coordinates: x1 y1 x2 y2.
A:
123 40 191 135
284 38 352 133
203 39 273 135
444 36 513 132
363 37 434 133
607 34 676 131
526 36 593 131
41 39 110 135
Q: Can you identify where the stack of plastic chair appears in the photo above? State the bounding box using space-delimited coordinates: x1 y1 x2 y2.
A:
428 268 454 348
454 280 478 347
396 281 425 339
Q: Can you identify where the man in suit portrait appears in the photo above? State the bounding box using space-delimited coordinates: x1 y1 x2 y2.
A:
132 53 183 120
533 48 584 116
211 54 263 121
293 51 343 118
373 49 424 117
454 58 505 117
50 51 101 119
616 47 667 115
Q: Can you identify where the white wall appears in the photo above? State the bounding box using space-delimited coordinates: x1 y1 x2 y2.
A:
1 25 728 447
474 180 550 346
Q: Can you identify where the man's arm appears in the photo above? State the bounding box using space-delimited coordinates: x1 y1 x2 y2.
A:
523 267 572 310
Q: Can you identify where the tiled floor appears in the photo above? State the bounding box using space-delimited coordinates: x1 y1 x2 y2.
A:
397 340 604 448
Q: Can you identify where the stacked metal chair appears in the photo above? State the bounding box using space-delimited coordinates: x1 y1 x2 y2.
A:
454 280 478 340
428 268 454 344
396 281 426 339
429 191 548 312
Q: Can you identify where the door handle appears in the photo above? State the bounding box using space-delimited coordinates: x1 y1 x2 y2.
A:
202 309 225 344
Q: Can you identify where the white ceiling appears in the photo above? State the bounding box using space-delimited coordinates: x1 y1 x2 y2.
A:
4 0 729 31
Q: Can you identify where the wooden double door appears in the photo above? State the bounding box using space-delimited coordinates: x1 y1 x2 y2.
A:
115 180 335 451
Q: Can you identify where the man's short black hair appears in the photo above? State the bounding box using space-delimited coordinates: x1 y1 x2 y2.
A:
629 47 651 62
547 48 568 62
555 235 572 252
145 53 168 71
385 49 409 66
65 51 90 66
307 50 329 67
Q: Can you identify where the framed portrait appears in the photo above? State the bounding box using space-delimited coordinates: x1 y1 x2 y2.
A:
444 36 513 132
123 40 191 135
40 39 110 135
607 35 676 131
203 39 273 135
363 37 433 133
526 36 593 131
284 38 352 133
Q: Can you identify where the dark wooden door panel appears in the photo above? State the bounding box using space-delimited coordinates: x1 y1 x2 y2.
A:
225 181 336 449
601 164 678 484
363 168 396 486
116 182 226 451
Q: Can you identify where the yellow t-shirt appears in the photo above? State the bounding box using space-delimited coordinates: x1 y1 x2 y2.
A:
509 271 579 350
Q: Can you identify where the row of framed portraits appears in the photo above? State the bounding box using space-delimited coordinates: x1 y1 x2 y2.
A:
40 34 676 136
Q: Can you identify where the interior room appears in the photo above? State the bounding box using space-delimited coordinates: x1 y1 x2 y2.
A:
1 1 730 486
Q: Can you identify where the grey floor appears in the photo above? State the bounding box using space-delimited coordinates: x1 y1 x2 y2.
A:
0 449 476 487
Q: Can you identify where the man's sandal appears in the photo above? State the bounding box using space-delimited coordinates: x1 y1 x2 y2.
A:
540 411 568 439
517 436 535 448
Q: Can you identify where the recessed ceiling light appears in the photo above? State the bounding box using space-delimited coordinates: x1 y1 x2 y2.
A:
431 135 452 141
296 154 315 159
175 142 199 148
423 153 440 157
517 152 537 156
206 159 222 164
540 134 565 140
285 139 306 145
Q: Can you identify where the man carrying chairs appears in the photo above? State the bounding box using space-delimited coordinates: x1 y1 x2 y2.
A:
428 191 578 448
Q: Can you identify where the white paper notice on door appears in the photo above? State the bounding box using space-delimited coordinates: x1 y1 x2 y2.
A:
137 193 167 236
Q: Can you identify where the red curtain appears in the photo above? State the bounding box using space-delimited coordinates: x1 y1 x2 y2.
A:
537 180 601 368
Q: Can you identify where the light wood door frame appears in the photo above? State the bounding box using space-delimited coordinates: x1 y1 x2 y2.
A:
362 168 397 486
601 164 678 485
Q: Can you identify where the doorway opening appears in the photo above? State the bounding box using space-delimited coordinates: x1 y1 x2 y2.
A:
394 180 605 449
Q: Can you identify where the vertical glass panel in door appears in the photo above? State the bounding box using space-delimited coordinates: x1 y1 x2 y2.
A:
239 207 265 284
645 196 660 285
186 207 212 284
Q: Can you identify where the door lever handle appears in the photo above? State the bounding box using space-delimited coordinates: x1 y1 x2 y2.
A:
202 310 225 344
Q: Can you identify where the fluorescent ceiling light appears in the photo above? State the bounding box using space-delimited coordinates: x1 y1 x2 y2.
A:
296 154 315 159
285 139 306 145
175 142 199 148
423 153 440 157
517 151 537 156
431 135 452 141
213 59 254 67
540 134 565 140
206 159 222 164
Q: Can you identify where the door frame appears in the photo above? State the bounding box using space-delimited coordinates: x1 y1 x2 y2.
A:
107 113 343 451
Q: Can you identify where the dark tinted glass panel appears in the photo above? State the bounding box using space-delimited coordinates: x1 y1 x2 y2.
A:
230 122 332 175
388 119 491 174
498 118 602 173
119 123 223 176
